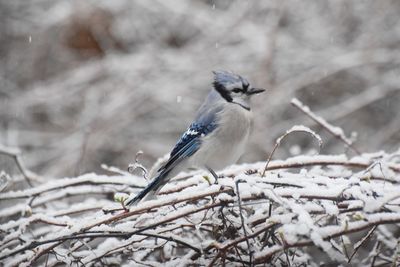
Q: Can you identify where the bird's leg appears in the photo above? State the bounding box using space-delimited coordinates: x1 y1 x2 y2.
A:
206 166 219 184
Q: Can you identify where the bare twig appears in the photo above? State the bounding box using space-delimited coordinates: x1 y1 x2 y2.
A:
0 144 41 186
235 180 253 266
206 220 282 266
28 241 64 266
291 98 361 155
137 232 201 254
348 225 377 263
370 241 381 267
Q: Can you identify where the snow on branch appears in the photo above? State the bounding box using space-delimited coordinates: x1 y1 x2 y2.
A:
1 150 400 266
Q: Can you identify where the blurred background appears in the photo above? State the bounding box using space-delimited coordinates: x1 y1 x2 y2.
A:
1 0 400 178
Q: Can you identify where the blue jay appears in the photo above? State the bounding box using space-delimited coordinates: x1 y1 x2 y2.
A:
125 70 265 206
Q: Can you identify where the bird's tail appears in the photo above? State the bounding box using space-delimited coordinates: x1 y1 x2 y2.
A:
124 171 167 206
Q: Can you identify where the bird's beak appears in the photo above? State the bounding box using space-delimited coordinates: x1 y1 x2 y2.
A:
246 88 266 95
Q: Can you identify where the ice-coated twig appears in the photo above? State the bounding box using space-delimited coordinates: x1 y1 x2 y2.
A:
261 124 322 176
291 98 361 155
127 150 149 180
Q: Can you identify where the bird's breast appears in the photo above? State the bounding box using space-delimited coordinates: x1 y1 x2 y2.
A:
216 104 253 141
190 104 253 170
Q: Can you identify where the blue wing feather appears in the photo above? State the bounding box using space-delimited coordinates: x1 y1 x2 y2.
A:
160 122 216 173
169 122 216 158
160 103 221 174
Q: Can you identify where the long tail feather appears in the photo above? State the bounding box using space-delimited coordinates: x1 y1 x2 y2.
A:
125 172 166 206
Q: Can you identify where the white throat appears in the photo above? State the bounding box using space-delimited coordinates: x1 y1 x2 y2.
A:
231 96 250 111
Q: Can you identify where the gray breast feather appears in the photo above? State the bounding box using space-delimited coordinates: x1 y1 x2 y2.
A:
188 103 253 170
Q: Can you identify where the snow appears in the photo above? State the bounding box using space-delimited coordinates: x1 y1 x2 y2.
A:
1 152 400 266
0 173 146 200
276 124 323 149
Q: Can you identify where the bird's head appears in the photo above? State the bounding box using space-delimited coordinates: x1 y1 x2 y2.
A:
212 70 265 110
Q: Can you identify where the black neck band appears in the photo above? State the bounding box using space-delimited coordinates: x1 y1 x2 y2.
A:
232 101 250 111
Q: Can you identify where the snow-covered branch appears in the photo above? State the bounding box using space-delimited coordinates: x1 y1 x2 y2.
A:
1 151 400 266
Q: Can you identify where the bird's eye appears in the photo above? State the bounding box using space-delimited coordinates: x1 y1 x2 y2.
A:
232 88 242 93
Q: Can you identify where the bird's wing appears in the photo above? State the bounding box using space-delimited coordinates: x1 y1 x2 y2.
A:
159 107 221 174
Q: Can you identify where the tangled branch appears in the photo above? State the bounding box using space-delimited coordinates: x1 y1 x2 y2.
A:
1 151 400 266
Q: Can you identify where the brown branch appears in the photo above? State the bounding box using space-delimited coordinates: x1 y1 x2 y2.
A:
137 232 201 254
36 218 68 227
81 186 233 231
28 241 64 266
